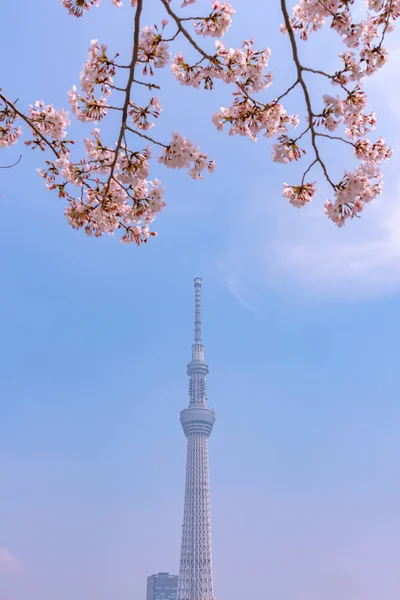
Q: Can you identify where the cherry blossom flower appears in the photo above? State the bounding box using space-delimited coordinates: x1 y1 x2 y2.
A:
62 0 137 15
283 182 316 208
68 86 108 122
158 133 215 179
28 101 70 141
213 100 298 142
80 39 116 97
272 135 305 163
193 2 235 38
129 97 162 130
0 102 22 148
62 0 101 17
138 25 170 75
325 162 384 226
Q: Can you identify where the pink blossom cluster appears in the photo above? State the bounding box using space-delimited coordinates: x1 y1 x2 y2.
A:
172 39 272 92
28 101 70 141
62 0 101 17
0 96 72 154
0 101 22 148
31 123 213 242
37 128 165 244
289 0 397 80
213 101 298 142
62 0 137 17
324 163 383 226
193 1 235 38
158 133 215 179
2 0 399 245
172 38 299 144
283 182 316 208
68 39 116 122
138 24 170 75
6 8 215 243
80 39 115 97
322 136 392 225
276 0 399 225
320 91 377 140
68 86 108 122
272 135 305 164
129 97 162 131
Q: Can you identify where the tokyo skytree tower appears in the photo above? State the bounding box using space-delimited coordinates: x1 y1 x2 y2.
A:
177 278 215 600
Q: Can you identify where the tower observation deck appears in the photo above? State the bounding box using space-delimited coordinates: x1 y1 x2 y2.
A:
177 278 215 600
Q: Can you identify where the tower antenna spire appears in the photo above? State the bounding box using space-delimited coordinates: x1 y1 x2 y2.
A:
178 278 215 600
194 277 202 343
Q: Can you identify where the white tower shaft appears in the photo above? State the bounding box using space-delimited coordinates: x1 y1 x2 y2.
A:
177 278 215 600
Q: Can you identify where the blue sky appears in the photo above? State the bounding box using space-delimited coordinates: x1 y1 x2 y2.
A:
2 1 400 599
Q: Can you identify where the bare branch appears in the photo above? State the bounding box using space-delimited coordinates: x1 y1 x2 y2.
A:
273 79 300 104
301 158 318 184
133 79 161 90
302 66 351 94
316 132 355 147
126 126 168 148
0 154 22 169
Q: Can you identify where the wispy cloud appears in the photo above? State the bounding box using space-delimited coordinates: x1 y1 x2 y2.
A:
219 176 400 304
274 191 400 297
215 260 261 313
0 548 23 575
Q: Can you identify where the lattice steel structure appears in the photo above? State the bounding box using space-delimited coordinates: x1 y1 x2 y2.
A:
177 278 215 600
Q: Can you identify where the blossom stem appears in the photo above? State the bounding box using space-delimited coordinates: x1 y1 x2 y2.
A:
280 0 336 190
316 132 355 147
293 125 310 144
133 79 161 90
301 158 318 184
302 66 350 94
126 126 168 148
0 154 22 169
273 79 300 104
104 0 144 197
378 0 394 49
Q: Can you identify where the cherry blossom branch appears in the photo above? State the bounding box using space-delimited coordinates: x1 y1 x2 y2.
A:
301 158 318 184
164 30 180 43
160 0 291 122
104 0 143 197
0 92 60 158
1 0 397 241
159 0 212 60
377 0 394 49
293 126 310 143
273 79 300 104
280 0 336 189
